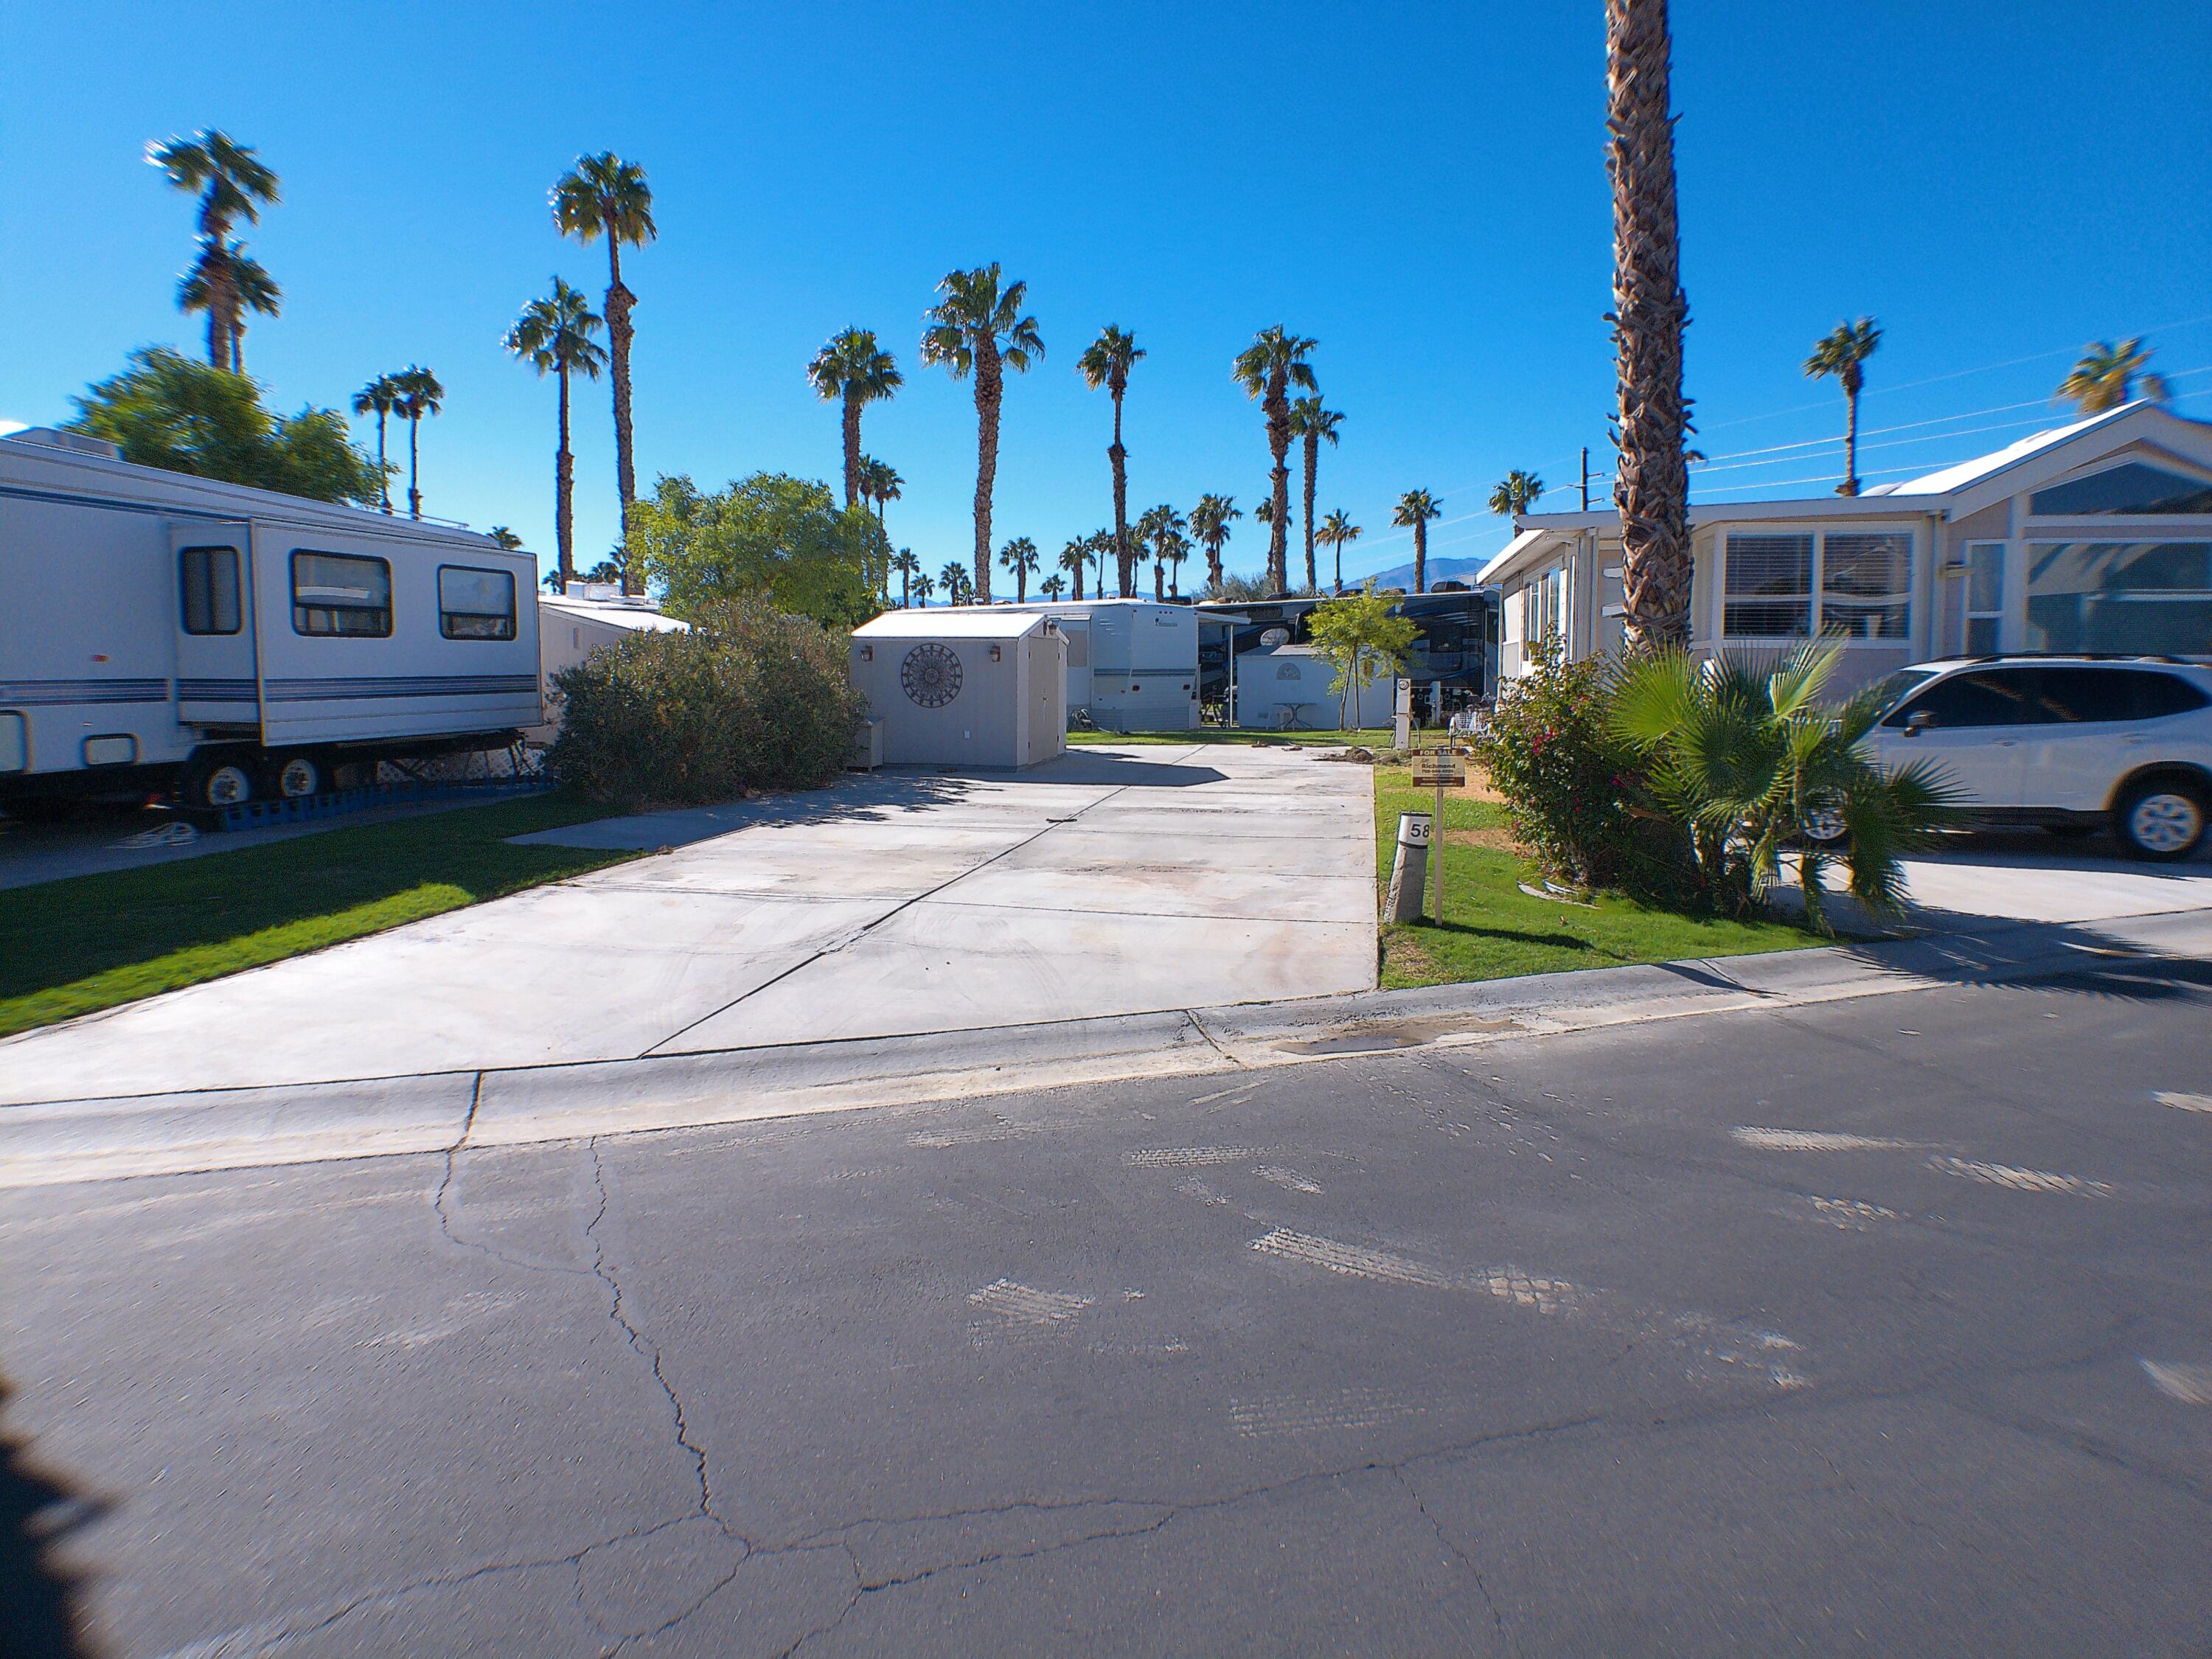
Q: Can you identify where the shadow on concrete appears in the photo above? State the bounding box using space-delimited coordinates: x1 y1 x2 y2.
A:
509 772 990 849
0 1377 102 1658
939 751 1231 789
1834 915 2212 1001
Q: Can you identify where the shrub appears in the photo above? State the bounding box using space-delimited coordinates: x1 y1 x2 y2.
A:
549 596 863 805
1472 636 1692 897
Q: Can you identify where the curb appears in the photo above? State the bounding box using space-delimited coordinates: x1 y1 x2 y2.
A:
7 907 2209 1189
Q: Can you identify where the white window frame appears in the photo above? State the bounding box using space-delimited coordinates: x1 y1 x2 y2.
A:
1717 524 1916 644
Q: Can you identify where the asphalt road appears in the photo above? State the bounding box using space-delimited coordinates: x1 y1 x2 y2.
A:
5 958 2211 1656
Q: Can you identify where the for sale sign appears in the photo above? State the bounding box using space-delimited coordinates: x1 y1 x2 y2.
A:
1409 750 1467 787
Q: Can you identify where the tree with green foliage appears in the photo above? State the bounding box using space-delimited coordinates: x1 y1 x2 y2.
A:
939 560 975 606
1189 493 1239 595
625 471 884 629
910 571 936 608
1307 582 1419 730
1391 488 1442 593
489 526 524 550
505 276 606 587
389 366 444 519
998 535 1040 602
1316 508 1361 594
1487 470 1545 518
807 328 902 509
2056 337 2171 415
1232 327 1318 593
1078 324 1144 596
351 373 403 512
553 152 656 580
922 263 1043 602
1058 535 1092 602
1608 642 1961 931
148 129 279 370
1804 319 1882 495
1287 397 1343 592
69 347 382 504
891 547 921 608
1040 573 1068 600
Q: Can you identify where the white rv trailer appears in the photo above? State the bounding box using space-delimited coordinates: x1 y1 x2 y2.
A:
0 428 542 813
987 597 1200 731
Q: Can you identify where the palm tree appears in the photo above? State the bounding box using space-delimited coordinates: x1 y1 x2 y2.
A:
939 560 974 606
2056 338 2172 415
1487 469 1546 518
892 548 921 608
999 535 1040 602
489 526 524 551
1393 489 1442 594
1287 398 1344 593
1078 325 1145 597
147 130 279 369
1059 537 1092 602
1189 493 1240 594
1804 319 1882 495
1162 531 1192 599
1040 574 1068 601
552 153 656 588
911 571 936 608
208 245 279 374
858 456 903 529
1232 327 1320 594
1136 504 1186 602
1316 509 1362 594
921 263 1043 603
1605 0 1693 650
505 276 607 588
351 373 403 513
390 366 445 520
807 328 902 509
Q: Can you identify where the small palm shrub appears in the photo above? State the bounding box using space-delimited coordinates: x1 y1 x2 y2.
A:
1607 643 1962 933
549 596 863 805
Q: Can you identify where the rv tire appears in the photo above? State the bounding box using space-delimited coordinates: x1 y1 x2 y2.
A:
269 754 324 799
182 751 256 812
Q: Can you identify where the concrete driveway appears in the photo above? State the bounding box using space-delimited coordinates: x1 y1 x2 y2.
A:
0 745 1377 1105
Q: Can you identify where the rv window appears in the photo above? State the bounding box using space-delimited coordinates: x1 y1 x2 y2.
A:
438 566 518 641
291 550 392 637
179 546 243 635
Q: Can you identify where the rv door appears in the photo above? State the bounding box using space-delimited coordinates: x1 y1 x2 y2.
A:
170 521 261 728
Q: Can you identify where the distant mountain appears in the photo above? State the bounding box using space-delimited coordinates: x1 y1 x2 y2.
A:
1349 554 1492 592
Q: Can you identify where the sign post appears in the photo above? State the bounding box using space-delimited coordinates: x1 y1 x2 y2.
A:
1408 748 1467 927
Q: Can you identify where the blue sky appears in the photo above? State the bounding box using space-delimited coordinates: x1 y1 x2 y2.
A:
4 1 2208 591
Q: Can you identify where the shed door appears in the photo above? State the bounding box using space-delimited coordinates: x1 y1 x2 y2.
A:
170 521 261 726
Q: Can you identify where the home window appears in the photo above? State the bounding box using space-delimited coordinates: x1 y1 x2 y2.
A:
1962 542 2004 655
438 566 517 641
2029 462 2212 517
2024 541 2212 655
1723 534 1813 638
291 550 392 637
179 546 242 635
1820 532 1911 639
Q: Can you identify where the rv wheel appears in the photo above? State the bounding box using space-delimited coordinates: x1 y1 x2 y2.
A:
273 755 323 799
185 758 254 810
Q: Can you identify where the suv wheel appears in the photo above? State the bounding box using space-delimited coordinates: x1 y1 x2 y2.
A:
2117 778 2208 862
1800 803 1849 846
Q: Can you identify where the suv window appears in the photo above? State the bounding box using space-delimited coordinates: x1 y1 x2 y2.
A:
1885 669 2053 728
2013 667 2211 723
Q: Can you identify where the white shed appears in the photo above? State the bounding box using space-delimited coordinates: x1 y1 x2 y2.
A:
1235 643 1397 731
534 588 691 742
850 609 1067 768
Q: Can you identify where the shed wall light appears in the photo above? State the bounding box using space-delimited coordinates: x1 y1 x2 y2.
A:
990 644 1003 661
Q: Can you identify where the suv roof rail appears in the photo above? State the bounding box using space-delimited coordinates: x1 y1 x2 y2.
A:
1951 652 2205 667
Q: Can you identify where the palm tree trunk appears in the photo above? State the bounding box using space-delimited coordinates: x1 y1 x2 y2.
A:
375 413 391 513
230 320 243 375
407 416 422 520
1109 391 1131 598
972 347 1001 604
1840 386 1861 495
1153 560 1164 602
842 392 863 509
1607 0 1693 652
555 365 574 585
1265 372 1292 594
1301 433 1318 593
602 237 639 594
1413 521 1427 595
1206 537 1224 595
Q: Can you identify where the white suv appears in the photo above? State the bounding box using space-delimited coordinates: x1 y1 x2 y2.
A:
1860 657 2212 860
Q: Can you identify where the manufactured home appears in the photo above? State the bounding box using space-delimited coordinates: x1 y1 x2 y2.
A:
0 428 541 813
1483 402 2212 692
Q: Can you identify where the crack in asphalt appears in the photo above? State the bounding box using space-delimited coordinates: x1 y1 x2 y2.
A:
1392 1464 1518 1657
429 1074 596 1279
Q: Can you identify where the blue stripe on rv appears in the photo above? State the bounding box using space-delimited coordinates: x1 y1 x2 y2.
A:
262 675 539 702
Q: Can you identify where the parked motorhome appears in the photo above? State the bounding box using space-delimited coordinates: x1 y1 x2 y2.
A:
1197 588 1497 720
989 598 1200 730
0 428 542 813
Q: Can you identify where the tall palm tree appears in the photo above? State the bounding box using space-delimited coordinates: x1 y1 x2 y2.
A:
1605 0 1692 650
148 130 279 369
1040 574 1068 601
1162 531 1192 599
1487 469 1545 518
2057 338 2172 415
1804 319 1882 495
352 374 403 512
1189 493 1240 594
1077 325 1145 597
939 560 974 606
858 456 903 529
1316 509 1362 594
998 535 1040 602
892 548 921 608
911 571 936 608
1393 489 1442 594
807 328 902 509
1137 504 1186 602
921 263 1043 603
505 277 608 588
1287 397 1344 593
1232 327 1319 594
391 366 445 521
552 153 655 588
223 247 281 374
1059 536 1092 602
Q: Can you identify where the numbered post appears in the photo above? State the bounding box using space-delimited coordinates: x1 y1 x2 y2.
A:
1385 811 1431 923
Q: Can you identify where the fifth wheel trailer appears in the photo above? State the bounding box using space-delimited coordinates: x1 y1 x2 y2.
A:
0 427 542 813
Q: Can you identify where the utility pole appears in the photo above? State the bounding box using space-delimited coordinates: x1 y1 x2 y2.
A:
1580 446 1590 512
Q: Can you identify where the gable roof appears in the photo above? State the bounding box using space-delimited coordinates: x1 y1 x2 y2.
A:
852 608 1053 640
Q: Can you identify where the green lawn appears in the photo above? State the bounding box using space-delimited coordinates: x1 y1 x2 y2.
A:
1371 762 1818 988
1070 728 1396 748
0 794 637 1038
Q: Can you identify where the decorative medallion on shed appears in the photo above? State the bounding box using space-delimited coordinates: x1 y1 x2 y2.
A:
900 642 964 708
